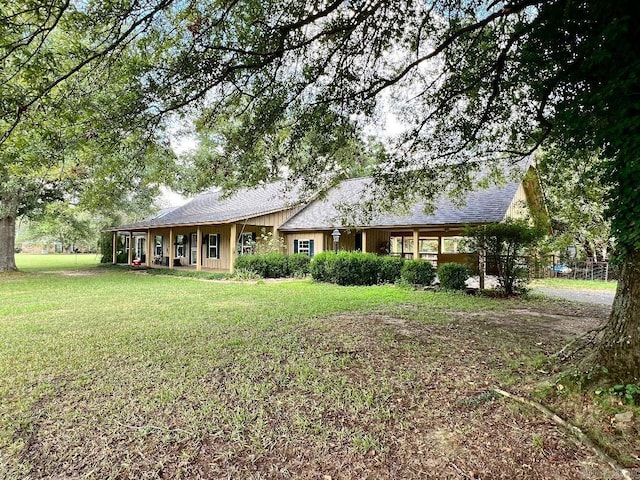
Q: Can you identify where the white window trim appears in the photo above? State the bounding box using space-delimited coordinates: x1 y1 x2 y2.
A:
297 239 311 255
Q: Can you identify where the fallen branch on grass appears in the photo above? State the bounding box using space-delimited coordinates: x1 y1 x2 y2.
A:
554 324 606 361
493 387 632 480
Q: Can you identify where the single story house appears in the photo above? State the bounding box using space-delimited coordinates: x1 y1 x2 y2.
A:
107 161 546 272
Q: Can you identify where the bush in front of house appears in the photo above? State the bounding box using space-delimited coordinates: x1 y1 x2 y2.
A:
234 252 310 278
378 256 405 284
437 263 470 290
309 251 331 281
310 252 406 286
400 259 436 286
287 253 311 277
262 252 289 278
234 254 267 276
330 252 383 285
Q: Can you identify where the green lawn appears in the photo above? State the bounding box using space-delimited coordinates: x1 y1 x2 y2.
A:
15 253 101 272
0 258 636 478
532 277 618 292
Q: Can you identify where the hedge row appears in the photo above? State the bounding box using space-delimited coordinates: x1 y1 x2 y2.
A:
234 251 471 289
310 251 437 286
234 252 310 278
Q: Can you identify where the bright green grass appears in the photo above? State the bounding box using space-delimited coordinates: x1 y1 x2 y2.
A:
0 267 512 478
15 253 101 272
532 277 618 292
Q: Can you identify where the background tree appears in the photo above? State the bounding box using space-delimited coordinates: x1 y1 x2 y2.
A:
0 1 175 272
24 202 94 253
537 148 613 263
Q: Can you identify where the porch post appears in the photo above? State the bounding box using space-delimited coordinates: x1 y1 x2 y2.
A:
437 236 442 268
127 232 133 265
146 229 152 266
272 228 281 252
229 223 237 273
412 228 420 260
479 248 486 290
112 232 117 264
196 226 202 271
168 228 174 269
361 230 367 253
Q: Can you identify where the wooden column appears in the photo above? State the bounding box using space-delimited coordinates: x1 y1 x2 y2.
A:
479 248 486 290
272 228 281 252
413 229 420 260
112 232 117 264
127 232 133 264
146 229 152 266
437 236 442 268
229 223 237 273
168 228 174 269
196 226 202 271
361 230 368 253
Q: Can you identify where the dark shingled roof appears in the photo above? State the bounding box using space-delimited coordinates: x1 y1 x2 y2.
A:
278 177 522 231
113 180 302 230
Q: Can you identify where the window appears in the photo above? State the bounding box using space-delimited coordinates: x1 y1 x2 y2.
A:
389 234 414 258
238 233 255 255
207 233 220 259
174 234 185 257
154 235 163 256
294 239 314 256
419 238 438 254
441 236 471 253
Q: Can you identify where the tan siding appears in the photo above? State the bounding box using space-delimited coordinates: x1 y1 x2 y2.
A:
241 206 303 230
285 232 325 255
365 230 391 255
505 183 530 220
200 225 232 271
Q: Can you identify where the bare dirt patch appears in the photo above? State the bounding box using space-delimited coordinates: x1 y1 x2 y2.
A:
179 302 631 479
40 269 101 276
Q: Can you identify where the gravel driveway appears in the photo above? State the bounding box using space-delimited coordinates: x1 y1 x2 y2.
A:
532 286 615 306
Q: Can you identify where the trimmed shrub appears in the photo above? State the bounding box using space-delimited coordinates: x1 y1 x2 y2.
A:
234 252 310 278
437 263 470 290
309 251 332 282
400 260 436 286
310 252 388 286
288 253 311 277
378 256 405 284
234 254 267 276
262 252 289 278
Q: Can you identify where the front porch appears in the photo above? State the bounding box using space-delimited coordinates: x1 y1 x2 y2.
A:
110 223 278 273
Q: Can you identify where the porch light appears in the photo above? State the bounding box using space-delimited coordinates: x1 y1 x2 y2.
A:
331 229 341 253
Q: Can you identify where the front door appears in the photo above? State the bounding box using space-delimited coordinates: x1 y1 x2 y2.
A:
136 237 146 262
190 233 198 265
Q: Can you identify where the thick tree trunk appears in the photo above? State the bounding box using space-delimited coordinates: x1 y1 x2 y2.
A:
0 213 17 272
589 251 640 383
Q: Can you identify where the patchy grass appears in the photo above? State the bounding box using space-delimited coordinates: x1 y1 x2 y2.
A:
15 253 101 272
532 277 618 292
0 263 637 479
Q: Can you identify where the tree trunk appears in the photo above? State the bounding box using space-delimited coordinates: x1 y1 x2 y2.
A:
589 250 640 383
0 213 17 272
